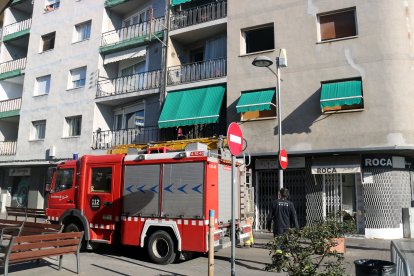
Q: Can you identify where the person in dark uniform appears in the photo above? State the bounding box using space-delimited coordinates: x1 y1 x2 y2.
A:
267 188 299 237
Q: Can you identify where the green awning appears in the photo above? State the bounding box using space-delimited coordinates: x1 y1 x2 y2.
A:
236 89 275 113
171 0 191 6
158 85 225 128
320 80 363 109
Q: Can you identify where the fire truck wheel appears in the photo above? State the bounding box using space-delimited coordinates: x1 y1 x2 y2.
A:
64 223 86 250
147 230 177 265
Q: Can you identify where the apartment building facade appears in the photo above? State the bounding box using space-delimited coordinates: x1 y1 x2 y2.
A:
0 0 412 239
227 0 414 239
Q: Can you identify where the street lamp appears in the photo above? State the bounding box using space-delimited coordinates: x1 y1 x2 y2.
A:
252 49 287 189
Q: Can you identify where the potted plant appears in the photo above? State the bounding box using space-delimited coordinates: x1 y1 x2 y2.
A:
265 216 355 275
322 213 357 254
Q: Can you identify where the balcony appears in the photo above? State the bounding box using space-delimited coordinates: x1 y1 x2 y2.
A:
0 141 17 155
167 58 226 86
100 17 165 55
92 124 223 150
92 126 166 150
170 1 227 31
104 0 129 8
2 18 31 42
10 0 29 6
0 98 21 119
0 58 26 80
97 70 161 98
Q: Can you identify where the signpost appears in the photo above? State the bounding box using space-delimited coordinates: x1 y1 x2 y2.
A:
227 123 244 276
279 148 288 170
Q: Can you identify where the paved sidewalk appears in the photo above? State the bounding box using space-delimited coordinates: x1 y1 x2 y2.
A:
0 217 407 276
254 232 393 275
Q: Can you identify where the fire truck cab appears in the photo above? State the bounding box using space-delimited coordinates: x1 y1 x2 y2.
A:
47 147 252 264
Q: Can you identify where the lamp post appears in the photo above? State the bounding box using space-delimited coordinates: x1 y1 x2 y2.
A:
252 49 287 189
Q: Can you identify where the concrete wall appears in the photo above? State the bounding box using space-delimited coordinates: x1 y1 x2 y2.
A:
0 79 23 99
227 0 414 154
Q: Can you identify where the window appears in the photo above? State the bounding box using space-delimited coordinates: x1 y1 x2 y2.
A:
31 120 46 140
242 24 274 54
55 168 74 192
114 109 145 130
44 0 60 12
69 67 86 89
74 21 91 42
65 116 82 137
237 89 276 120
320 78 363 113
41 32 55 52
91 168 112 193
35 75 51 96
318 9 357 41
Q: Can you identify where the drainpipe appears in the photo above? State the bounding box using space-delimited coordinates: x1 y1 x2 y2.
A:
159 0 171 105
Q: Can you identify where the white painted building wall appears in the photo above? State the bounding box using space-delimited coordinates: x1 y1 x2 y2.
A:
15 0 104 160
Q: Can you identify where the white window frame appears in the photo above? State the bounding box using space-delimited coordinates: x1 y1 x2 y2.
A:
73 20 91 43
240 24 275 55
31 120 46 140
40 32 55 52
64 116 82 137
317 8 358 43
35 75 51 96
68 66 87 89
113 103 145 130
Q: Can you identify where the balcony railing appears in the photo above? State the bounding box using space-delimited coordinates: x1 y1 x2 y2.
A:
0 98 21 113
0 141 17 155
167 58 226 86
92 124 223 150
170 0 227 31
3 18 32 37
97 70 162 98
0 58 26 74
101 17 165 47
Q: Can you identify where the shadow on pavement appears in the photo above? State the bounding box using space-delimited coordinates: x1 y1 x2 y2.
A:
92 244 187 276
346 245 390 252
212 255 267 272
6 258 78 275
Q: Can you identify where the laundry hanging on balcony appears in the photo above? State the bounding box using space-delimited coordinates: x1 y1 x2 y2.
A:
158 85 225 128
103 46 146 65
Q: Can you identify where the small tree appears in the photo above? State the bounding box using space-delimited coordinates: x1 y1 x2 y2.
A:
265 219 352 276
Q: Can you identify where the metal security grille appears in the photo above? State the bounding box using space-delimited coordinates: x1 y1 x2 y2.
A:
363 169 411 229
306 174 324 225
324 174 342 218
255 170 276 230
255 169 307 230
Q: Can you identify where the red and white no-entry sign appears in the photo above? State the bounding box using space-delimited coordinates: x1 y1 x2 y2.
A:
227 122 244 156
279 149 288 170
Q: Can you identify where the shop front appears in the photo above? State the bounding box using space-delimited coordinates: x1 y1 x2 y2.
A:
253 154 413 239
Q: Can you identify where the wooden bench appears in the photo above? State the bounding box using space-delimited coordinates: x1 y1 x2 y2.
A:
5 207 26 221
1 231 84 276
20 221 63 236
25 208 47 222
0 220 24 248
6 207 47 222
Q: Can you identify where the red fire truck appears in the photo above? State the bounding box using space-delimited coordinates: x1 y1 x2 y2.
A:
46 144 253 264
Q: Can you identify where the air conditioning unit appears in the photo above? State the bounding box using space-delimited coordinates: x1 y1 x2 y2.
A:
49 146 56 157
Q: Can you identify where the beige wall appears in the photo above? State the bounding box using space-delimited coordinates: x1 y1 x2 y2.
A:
227 0 414 154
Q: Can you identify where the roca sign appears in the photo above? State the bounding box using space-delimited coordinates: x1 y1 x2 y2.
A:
363 157 393 168
316 168 338 174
